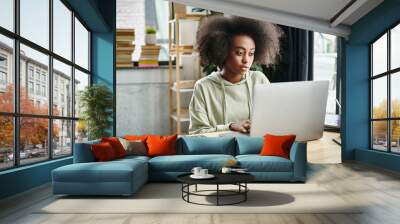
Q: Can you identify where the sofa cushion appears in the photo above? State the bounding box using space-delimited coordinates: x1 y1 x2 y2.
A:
148 154 235 172
101 137 127 158
147 135 177 157
73 139 100 163
260 134 296 159
53 158 147 183
91 142 118 161
236 136 263 155
236 155 293 172
177 136 236 155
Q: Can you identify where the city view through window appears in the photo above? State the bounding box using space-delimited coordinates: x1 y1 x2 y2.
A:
371 23 400 153
0 0 90 170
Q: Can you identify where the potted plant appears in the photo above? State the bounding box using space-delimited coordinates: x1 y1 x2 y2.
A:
79 84 113 140
145 26 157 45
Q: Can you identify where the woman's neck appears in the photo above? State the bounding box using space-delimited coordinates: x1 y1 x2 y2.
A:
221 69 244 84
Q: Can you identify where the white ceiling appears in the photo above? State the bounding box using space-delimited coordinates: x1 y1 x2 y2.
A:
171 0 384 37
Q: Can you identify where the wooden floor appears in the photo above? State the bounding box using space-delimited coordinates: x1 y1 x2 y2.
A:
1 132 400 224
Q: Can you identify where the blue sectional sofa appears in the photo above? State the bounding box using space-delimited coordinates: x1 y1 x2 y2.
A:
52 136 307 196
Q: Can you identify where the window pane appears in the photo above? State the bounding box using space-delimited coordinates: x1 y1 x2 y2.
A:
313 32 337 115
75 120 88 143
75 18 89 70
20 44 49 115
74 69 89 118
391 72 400 118
53 59 72 117
372 77 387 119
53 0 72 60
0 0 14 31
20 0 49 49
391 120 400 153
0 116 14 170
372 33 387 76
372 121 388 151
391 24 400 70
0 35 14 113
53 119 72 158
20 117 49 165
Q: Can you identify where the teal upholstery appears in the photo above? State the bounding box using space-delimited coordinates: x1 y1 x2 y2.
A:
52 157 148 195
177 136 236 155
236 136 263 155
52 137 307 195
149 154 234 172
236 155 293 172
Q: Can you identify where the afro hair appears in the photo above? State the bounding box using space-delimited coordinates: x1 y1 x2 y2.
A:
196 15 282 68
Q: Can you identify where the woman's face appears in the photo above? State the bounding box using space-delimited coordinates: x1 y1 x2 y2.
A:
224 35 255 76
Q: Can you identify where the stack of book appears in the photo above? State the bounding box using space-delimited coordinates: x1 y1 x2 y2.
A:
138 45 161 68
116 29 135 68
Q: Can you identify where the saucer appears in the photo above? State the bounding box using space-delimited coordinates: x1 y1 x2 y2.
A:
190 174 215 179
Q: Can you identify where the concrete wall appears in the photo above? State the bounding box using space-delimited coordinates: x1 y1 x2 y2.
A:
116 55 199 136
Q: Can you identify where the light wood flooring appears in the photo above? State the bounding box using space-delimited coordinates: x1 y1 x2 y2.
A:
1 132 400 224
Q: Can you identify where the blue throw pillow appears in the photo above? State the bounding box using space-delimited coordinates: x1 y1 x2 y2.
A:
236 136 263 155
178 136 236 155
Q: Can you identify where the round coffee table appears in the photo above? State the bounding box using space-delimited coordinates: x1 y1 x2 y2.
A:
177 173 255 206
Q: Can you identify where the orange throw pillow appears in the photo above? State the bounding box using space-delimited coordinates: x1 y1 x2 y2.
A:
124 135 149 142
101 137 127 158
91 142 117 161
146 134 177 157
259 134 296 159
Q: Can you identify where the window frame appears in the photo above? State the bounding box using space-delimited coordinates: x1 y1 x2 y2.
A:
0 0 92 171
370 20 400 154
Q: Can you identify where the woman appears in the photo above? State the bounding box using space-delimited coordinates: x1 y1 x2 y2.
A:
189 16 281 134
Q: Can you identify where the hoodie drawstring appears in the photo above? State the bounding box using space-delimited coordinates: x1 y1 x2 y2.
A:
220 72 252 123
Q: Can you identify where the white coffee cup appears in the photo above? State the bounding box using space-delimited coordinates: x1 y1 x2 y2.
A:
221 167 232 174
191 167 202 176
200 169 208 176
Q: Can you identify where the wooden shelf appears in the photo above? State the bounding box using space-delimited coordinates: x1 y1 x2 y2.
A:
169 14 205 23
170 86 194 93
168 7 206 135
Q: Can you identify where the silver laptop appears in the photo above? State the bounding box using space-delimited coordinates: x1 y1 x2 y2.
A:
250 81 329 141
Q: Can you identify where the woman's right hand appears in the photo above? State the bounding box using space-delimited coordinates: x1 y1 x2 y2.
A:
229 120 251 133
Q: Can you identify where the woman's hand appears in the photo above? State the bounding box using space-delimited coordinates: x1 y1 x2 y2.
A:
229 120 251 133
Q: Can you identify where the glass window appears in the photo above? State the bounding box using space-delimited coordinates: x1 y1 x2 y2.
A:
53 59 72 117
391 72 400 118
20 44 49 115
0 0 14 31
28 81 34 94
372 34 387 76
391 120 400 153
74 18 89 70
372 77 387 119
74 69 89 118
313 32 338 115
53 119 72 158
19 117 49 165
53 0 72 60
0 35 14 113
20 0 49 49
0 116 14 170
372 121 388 151
391 24 400 70
75 120 88 143
371 24 400 153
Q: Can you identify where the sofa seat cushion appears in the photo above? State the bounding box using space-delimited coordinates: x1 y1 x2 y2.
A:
149 154 235 172
177 136 236 155
53 159 147 183
236 155 293 172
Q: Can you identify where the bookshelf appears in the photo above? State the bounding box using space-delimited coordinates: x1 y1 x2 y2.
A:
168 9 207 135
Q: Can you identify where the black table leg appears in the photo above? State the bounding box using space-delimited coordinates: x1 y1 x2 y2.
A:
195 184 198 192
216 184 219 206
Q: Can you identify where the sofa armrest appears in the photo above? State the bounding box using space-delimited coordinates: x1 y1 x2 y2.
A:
73 140 99 163
289 141 307 181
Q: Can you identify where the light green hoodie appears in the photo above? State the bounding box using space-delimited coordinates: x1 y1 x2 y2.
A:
189 70 270 134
